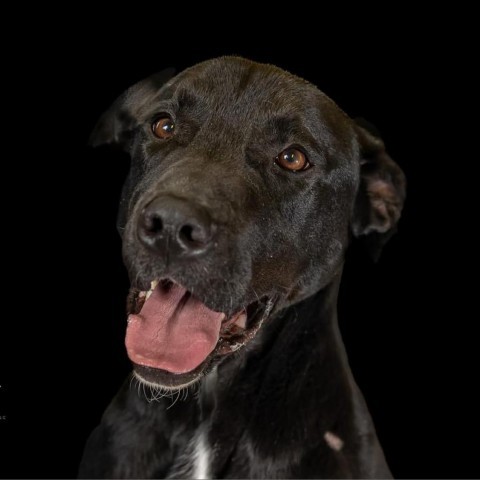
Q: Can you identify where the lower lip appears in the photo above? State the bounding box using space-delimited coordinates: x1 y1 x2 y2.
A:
132 362 208 389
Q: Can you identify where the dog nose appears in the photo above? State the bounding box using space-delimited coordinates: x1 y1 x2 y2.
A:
137 196 214 256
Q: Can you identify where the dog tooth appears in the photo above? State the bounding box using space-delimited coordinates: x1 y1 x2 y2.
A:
144 280 159 300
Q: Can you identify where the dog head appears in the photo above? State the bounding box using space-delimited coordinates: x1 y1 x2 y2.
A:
91 57 405 389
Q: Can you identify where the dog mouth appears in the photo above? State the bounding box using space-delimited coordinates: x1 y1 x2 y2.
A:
125 279 274 388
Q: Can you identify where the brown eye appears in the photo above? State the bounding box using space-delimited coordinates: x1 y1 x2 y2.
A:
152 117 175 139
275 148 310 172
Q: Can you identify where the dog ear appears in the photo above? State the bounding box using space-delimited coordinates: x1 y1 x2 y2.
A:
89 68 175 149
351 118 406 260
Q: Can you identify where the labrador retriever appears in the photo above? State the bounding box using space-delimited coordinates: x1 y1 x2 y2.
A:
79 56 405 479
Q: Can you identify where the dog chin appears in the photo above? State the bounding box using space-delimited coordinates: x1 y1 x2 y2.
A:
125 278 275 390
132 364 208 391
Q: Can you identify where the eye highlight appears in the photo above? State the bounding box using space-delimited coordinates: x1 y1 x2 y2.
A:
152 117 175 139
275 147 310 172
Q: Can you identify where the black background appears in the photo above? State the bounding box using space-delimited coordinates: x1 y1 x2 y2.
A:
0 13 477 479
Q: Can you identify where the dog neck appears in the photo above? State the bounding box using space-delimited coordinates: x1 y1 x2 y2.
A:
195 275 360 476
208 275 349 386
201 273 353 407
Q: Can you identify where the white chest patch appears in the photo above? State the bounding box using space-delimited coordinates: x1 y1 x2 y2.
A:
193 431 210 479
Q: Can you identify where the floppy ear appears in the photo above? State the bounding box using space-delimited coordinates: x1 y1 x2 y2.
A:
89 68 175 149
351 118 406 260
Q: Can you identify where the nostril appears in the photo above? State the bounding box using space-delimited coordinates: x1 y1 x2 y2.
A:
178 223 210 247
179 224 195 244
144 214 163 235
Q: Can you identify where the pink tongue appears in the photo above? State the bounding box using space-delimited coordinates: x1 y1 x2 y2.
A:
125 283 225 374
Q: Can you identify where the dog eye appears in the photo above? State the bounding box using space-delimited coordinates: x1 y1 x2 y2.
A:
275 148 310 172
152 117 175 139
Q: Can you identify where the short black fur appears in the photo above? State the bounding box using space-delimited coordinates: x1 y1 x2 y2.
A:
79 57 405 479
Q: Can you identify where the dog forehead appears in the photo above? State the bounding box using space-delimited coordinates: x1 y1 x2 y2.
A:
167 57 323 118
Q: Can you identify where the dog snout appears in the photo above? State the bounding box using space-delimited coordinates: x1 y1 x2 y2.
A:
137 196 214 257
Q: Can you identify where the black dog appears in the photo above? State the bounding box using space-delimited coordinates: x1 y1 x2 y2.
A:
79 57 405 479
